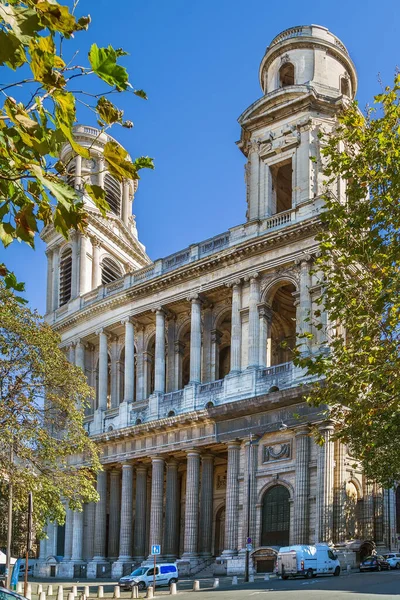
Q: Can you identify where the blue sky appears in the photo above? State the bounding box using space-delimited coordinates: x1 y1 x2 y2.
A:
1 0 398 312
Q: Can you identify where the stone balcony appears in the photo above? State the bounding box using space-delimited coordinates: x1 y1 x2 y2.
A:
84 361 304 436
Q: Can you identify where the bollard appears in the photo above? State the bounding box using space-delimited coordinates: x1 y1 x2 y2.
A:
17 583 23 593
26 589 32 600
131 587 139 599
48 585 53 596
72 586 77 598
67 593 74 600
84 587 89 597
78 595 86 600
264 573 270 581
213 578 219 588
39 592 47 600
113 586 120 599
37 585 43 595
146 586 153 599
232 576 238 585
249 574 254 583
192 580 200 591
97 586 104 599
169 582 177 595
57 585 63 600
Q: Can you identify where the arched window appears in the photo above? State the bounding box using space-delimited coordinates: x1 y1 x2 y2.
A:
279 63 294 87
59 247 72 306
261 485 290 546
66 164 75 187
101 256 122 285
341 77 350 97
104 173 121 216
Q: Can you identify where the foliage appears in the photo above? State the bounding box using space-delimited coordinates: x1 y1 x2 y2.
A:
296 74 400 487
0 284 101 538
0 0 154 285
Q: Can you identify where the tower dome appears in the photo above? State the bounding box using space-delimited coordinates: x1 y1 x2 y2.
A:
259 24 357 99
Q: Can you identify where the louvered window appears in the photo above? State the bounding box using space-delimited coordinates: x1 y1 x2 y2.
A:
104 173 121 216
101 257 122 285
66 165 75 187
59 247 72 306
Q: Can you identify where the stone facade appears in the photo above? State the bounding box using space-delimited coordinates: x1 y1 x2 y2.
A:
37 25 400 579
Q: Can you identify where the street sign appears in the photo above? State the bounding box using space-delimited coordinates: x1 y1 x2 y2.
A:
151 544 161 556
246 543 253 552
247 537 252 544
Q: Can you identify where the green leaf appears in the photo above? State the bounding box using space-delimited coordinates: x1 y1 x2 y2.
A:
88 44 130 91
103 140 136 180
96 97 123 125
134 89 147 100
84 184 109 216
53 91 90 158
0 222 14 247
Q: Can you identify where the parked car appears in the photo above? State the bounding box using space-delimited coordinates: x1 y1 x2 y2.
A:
119 563 178 591
359 555 390 572
0 588 27 600
383 553 400 569
276 544 341 579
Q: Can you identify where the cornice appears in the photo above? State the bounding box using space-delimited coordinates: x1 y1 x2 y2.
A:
52 217 321 334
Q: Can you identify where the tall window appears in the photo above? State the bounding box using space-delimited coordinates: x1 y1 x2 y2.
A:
279 63 294 87
104 173 121 216
101 256 122 285
340 77 350 97
270 158 293 214
261 485 290 546
59 247 72 306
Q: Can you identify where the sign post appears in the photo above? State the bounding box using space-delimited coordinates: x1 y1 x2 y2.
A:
151 545 161 592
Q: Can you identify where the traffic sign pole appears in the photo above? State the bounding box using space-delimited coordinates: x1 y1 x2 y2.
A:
153 554 156 592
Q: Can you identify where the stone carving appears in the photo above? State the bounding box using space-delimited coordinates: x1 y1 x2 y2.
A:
216 472 227 489
263 441 291 462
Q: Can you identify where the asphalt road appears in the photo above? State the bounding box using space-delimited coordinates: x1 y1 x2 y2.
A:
27 570 400 599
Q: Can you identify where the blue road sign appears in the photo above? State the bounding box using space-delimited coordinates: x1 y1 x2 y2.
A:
151 544 161 555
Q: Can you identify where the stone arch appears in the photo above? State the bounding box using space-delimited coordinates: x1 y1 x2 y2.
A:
261 279 297 366
345 479 362 539
260 484 291 547
144 332 156 397
279 62 295 87
176 319 191 389
212 306 232 380
257 478 294 505
100 255 123 285
213 502 226 557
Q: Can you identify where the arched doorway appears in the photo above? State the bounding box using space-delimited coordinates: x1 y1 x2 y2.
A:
261 485 290 547
214 506 225 557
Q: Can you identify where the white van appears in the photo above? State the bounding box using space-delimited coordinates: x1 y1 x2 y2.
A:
276 544 341 579
119 563 178 591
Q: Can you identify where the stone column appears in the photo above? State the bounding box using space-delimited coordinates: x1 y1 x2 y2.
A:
75 340 85 371
108 470 121 560
174 341 185 390
333 440 347 544
74 154 82 189
122 181 130 226
93 471 107 561
52 246 60 311
201 307 213 382
242 437 259 548
223 441 240 555
83 503 96 561
63 507 73 561
91 238 101 289
373 485 384 543
118 464 134 560
46 522 58 557
182 450 200 559
45 249 53 313
164 459 179 559
258 304 272 368
247 274 260 368
110 336 119 408
210 329 222 381
293 427 310 545
199 454 214 556
363 478 374 540
71 510 84 561
70 231 79 299
247 140 260 221
97 329 108 410
296 256 312 353
230 280 242 373
133 465 148 560
166 317 176 392
189 296 202 384
122 319 135 402
79 235 88 295
98 156 105 188
148 457 164 557
135 327 145 401
316 422 335 543
154 308 166 393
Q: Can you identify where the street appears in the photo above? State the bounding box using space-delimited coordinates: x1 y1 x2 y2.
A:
25 570 400 600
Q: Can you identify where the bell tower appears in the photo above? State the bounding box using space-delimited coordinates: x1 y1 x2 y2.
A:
238 25 357 222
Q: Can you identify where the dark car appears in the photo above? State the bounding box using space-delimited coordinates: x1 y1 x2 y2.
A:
359 555 390 572
0 588 27 600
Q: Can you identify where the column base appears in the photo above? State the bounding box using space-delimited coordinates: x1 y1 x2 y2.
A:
112 560 134 579
57 561 74 579
217 554 245 576
176 556 201 577
86 560 109 579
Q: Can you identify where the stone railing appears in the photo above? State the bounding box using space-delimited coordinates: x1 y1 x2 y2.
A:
263 209 293 231
269 26 349 56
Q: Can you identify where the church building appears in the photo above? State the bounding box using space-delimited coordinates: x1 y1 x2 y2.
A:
37 25 400 578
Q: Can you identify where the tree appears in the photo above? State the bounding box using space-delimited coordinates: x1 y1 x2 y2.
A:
296 74 400 487
0 0 154 288
0 283 101 546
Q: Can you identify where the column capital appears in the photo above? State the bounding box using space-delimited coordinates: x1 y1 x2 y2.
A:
135 463 147 474
150 455 165 464
121 462 134 469
110 468 120 476
226 440 241 450
295 253 313 266
186 449 201 457
90 235 101 248
187 292 202 304
166 457 179 468
258 302 273 322
318 420 335 434
152 305 166 315
225 278 242 289
45 247 53 257
121 316 134 325
95 327 109 338
244 272 259 283
295 425 311 437
201 452 215 460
